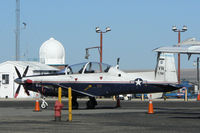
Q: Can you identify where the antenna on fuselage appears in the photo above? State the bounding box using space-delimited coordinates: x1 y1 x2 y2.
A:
117 58 120 65
116 58 120 69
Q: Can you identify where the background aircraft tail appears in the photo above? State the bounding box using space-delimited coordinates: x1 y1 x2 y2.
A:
155 53 177 83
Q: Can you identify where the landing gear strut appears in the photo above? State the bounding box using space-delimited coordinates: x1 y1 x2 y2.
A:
86 97 97 109
41 97 48 109
72 95 79 109
116 95 121 108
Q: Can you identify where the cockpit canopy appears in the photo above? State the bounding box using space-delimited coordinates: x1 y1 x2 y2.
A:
65 62 111 74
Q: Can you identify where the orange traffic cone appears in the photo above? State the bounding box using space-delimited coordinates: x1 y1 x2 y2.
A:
148 94 154 114
197 93 200 101
34 99 41 112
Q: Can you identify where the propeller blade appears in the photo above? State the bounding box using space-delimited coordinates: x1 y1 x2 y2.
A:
14 85 21 98
14 66 30 97
15 67 22 79
25 89 30 96
22 66 29 77
23 85 30 96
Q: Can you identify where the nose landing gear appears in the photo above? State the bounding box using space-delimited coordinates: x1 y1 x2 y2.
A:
41 97 48 109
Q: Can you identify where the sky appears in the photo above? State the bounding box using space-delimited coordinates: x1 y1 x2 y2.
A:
1 0 200 70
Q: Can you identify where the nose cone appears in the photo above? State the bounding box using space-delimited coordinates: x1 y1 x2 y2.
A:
14 78 22 84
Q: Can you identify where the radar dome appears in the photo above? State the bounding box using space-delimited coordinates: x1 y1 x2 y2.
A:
39 37 65 64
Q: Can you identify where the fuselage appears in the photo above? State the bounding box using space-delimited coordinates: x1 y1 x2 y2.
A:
15 62 180 97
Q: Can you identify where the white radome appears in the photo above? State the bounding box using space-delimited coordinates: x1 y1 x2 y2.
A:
39 37 65 64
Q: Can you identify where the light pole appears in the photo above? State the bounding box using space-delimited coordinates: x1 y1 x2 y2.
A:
96 27 111 64
197 57 199 95
172 25 187 84
16 0 20 61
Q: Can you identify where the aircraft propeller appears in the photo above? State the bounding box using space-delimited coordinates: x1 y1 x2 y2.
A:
14 66 30 98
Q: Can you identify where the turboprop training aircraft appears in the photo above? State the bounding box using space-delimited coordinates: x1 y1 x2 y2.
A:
14 55 182 109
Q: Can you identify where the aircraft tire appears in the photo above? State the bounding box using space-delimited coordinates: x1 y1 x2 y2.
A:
86 101 95 109
72 102 79 109
41 102 47 109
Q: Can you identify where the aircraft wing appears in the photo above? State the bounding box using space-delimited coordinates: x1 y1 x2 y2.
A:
154 45 200 60
53 83 96 97
153 45 200 54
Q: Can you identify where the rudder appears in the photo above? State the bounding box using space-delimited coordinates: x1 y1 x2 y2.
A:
155 53 177 82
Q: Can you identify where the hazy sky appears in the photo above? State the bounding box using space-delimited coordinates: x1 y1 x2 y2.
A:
1 0 200 70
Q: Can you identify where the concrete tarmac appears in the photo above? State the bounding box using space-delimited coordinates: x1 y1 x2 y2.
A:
0 99 200 133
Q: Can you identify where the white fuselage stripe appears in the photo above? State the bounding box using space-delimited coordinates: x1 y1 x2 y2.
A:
32 81 177 84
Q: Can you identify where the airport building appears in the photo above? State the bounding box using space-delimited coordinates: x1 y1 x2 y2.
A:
0 61 59 98
0 37 66 98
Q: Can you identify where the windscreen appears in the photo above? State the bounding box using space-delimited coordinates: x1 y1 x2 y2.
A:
66 62 111 74
84 62 111 73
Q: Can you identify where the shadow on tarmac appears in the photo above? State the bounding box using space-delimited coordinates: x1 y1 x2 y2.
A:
62 106 120 110
171 116 200 119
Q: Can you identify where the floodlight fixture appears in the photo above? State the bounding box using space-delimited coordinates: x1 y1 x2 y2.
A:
172 25 188 32
182 25 187 31
106 27 111 32
96 27 101 33
172 25 177 31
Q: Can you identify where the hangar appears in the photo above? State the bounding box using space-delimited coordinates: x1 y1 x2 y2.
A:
0 61 59 98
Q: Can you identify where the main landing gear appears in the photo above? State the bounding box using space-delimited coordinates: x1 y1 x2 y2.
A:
72 95 79 109
71 96 97 109
40 96 97 110
71 95 97 109
87 97 97 109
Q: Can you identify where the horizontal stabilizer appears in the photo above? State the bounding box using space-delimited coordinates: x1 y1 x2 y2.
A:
147 93 163 99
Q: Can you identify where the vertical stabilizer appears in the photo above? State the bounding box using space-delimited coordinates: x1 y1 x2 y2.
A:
155 53 177 82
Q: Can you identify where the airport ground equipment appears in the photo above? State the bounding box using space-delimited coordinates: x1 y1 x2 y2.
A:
54 100 64 121
68 87 72 122
58 87 62 103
